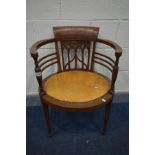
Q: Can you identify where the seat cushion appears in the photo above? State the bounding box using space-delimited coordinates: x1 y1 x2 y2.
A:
44 71 111 102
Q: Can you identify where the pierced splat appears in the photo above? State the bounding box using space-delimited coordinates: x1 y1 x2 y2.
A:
59 40 92 71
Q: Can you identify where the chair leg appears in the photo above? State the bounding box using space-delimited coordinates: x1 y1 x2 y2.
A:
39 96 52 137
42 103 52 137
101 101 112 135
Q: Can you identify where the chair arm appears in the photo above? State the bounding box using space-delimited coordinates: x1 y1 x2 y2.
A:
96 39 123 92
30 38 56 95
30 38 56 68
96 38 123 56
30 38 56 57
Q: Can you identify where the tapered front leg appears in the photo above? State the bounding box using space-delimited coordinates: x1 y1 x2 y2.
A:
42 102 52 137
40 96 52 137
101 101 112 135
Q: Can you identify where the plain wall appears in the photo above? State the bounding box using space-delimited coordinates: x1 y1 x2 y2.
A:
26 0 129 95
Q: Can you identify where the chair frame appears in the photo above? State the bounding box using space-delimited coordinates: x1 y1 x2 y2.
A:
30 26 122 137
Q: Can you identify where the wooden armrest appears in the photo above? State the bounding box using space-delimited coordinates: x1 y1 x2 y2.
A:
97 38 123 56
30 39 57 93
30 38 56 57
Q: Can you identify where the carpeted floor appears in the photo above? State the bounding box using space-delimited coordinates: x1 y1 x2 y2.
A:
26 102 129 155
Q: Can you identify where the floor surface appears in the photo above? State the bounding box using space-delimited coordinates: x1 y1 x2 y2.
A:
26 102 129 155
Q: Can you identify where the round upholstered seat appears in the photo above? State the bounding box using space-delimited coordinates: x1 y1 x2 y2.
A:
44 71 111 103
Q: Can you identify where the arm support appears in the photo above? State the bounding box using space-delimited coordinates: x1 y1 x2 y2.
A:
30 38 56 95
96 39 123 92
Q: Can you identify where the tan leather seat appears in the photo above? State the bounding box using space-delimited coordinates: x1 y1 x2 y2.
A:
44 71 111 102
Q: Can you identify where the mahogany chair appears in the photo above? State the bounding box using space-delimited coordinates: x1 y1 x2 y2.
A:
30 26 122 137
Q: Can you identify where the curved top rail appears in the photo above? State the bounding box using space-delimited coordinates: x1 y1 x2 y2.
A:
53 26 99 40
